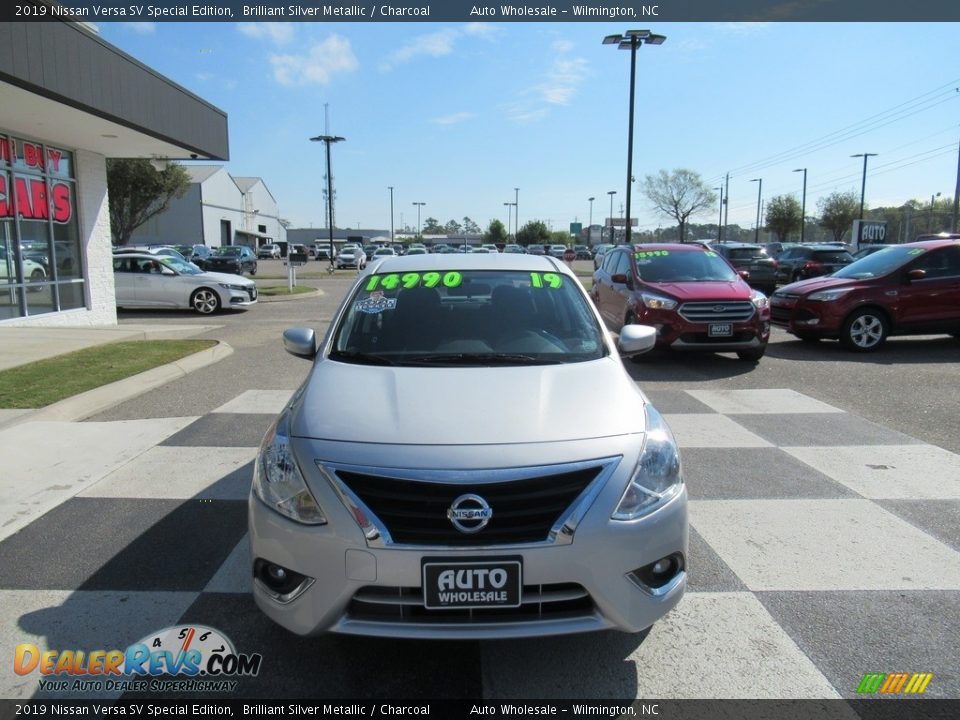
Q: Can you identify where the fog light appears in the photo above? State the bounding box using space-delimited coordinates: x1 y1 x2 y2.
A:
628 553 685 595
254 558 313 602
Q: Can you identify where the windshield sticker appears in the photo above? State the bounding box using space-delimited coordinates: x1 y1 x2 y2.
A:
354 292 397 314
529 272 563 289
704 251 718 257
365 271 462 292
635 250 670 260
907 249 925 255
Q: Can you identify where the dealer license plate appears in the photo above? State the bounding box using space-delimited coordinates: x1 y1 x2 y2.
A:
422 558 522 610
708 323 733 337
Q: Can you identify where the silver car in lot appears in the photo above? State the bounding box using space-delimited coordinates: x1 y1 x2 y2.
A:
249 254 687 638
336 245 366 270
113 253 257 314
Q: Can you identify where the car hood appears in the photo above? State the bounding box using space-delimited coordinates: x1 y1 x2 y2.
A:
290 356 645 445
645 281 752 301
196 270 255 286
776 276 850 295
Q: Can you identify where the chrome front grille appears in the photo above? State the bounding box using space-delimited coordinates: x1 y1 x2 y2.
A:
348 583 593 624
321 458 619 548
678 301 755 324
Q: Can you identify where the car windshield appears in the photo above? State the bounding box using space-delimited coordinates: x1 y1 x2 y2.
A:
833 245 927 279
726 247 768 260
159 256 202 275
331 269 607 366
213 247 241 256
634 249 739 283
812 250 853 262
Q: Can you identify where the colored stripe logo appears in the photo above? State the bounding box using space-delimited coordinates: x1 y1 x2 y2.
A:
857 673 933 694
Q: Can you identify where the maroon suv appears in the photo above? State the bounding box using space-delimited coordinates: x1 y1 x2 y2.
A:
770 239 960 351
592 243 771 361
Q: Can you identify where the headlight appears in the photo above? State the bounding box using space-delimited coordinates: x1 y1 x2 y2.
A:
253 414 326 524
612 405 683 520
750 289 769 308
218 283 246 291
640 292 678 310
807 288 853 302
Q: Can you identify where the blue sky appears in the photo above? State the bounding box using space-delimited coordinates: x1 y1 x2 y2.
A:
99 21 959 234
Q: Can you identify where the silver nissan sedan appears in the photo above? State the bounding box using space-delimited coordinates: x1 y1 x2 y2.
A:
249 253 687 639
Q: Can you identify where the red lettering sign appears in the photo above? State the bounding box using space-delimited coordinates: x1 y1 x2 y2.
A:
0 138 11 164
47 149 62 172
0 176 72 223
23 142 43 169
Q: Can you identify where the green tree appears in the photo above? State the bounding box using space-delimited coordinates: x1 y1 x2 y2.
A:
817 191 860 242
444 219 463 236
421 217 444 234
765 195 802 243
107 159 190 246
462 216 482 235
515 220 550 246
641 169 716 245
483 219 508 244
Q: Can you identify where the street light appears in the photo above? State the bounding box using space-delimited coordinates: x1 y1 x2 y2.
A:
412 201 426 237
503 202 513 240
603 29 666 246
387 186 396 245
309 134 345 269
713 187 723 243
851 153 878 220
749 178 762 243
930 191 942 231
514 187 520 236
588 196 595 246
607 190 617 243
793 168 807 243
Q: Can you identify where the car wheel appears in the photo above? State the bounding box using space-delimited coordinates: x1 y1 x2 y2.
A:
250 265 257 276
29 269 45 292
191 287 221 315
795 333 821 344
841 308 888 352
736 346 766 362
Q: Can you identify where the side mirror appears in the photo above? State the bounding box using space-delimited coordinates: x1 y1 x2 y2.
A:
283 327 317 359
618 324 657 356
611 273 628 284
906 269 926 281
738 269 751 279
160 266 176 276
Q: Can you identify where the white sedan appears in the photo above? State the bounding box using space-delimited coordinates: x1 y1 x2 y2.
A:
113 253 257 314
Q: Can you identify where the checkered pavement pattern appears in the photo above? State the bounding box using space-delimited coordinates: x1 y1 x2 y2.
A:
1 388 957 700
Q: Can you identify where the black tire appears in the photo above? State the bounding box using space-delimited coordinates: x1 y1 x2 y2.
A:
795 333 821 344
792 271 802 283
761 286 776 297
736 346 766 362
29 269 45 292
249 266 257 276
190 287 221 315
841 308 888 352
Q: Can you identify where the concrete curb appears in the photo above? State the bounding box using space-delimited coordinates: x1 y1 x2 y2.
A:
0 341 234 430
256 287 324 303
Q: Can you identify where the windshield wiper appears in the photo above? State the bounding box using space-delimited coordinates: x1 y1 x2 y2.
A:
328 350 397 366
401 353 562 366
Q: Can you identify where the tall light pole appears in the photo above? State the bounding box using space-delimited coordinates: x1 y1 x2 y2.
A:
514 187 520 236
713 187 723 242
607 190 617 243
388 186 395 244
793 168 807 243
309 134 345 269
587 196 595 246
749 178 762 243
503 202 512 240
412 201 425 237
851 153 878 220
604 29 665 246
930 191 942 231
723 172 730 239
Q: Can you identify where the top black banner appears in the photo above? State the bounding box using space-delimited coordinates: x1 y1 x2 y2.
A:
5 0 960 23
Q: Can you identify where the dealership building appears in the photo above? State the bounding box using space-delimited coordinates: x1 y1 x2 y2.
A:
0 21 228 326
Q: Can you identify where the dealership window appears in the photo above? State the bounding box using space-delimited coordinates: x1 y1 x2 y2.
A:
0 133 83 320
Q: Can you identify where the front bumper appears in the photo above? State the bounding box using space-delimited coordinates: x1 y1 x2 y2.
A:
769 294 845 336
636 306 770 352
248 437 688 639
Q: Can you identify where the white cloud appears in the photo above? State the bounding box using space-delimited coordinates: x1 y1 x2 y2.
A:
432 112 474 126
551 40 574 53
195 72 214 82
721 22 773 34
238 22 295 45
270 35 358 86
381 29 458 71
463 23 499 40
505 43 589 124
127 22 155 35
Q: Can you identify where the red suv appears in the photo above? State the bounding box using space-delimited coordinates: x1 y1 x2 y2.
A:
591 244 771 361
769 239 960 351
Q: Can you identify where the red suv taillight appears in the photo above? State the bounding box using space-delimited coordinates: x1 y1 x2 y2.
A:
803 261 822 271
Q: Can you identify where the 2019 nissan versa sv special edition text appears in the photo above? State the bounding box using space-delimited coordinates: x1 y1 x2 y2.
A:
249 254 687 638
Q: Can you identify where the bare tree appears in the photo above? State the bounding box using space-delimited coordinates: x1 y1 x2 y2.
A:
641 169 716 244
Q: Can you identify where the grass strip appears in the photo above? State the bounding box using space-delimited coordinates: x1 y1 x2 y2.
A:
257 285 315 296
0 339 217 409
